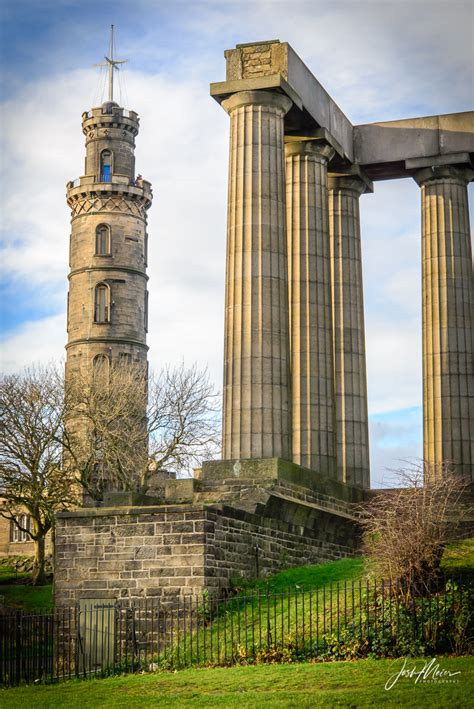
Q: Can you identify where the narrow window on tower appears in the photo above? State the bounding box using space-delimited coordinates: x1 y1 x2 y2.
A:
93 353 110 378
144 232 148 266
94 283 110 323
144 290 149 332
100 150 112 182
95 224 111 255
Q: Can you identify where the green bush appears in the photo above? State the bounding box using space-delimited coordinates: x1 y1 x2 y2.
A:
316 581 473 661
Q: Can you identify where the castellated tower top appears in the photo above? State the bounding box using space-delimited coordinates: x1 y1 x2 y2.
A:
67 101 152 210
64 26 153 501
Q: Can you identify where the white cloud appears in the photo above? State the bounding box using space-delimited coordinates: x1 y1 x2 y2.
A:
0 314 65 373
369 409 423 488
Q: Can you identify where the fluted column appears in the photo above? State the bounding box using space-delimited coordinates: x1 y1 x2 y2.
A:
328 175 371 488
285 140 336 475
221 90 293 461
414 165 474 481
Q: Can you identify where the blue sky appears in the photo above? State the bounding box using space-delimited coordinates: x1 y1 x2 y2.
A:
1 0 472 485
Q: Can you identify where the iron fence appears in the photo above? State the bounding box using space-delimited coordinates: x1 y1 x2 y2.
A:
1 575 472 687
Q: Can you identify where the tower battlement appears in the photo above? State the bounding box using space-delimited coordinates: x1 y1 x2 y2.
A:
82 105 139 134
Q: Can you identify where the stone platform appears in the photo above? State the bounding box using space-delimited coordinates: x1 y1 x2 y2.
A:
54 459 366 607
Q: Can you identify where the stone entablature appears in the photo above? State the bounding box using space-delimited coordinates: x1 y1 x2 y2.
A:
212 40 474 179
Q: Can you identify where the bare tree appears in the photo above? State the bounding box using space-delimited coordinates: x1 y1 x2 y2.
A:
63 361 220 500
0 366 78 585
63 359 149 501
360 461 469 592
143 364 220 490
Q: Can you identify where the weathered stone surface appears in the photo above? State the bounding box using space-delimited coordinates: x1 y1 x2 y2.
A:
55 493 360 606
221 90 293 461
285 140 336 475
328 173 371 488
65 103 152 495
414 165 474 480
354 112 474 179
213 41 354 162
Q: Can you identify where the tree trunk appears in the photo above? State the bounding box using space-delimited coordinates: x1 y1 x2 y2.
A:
32 534 47 586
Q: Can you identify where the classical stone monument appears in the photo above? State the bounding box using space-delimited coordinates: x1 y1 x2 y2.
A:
55 40 473 608
213 40 473 483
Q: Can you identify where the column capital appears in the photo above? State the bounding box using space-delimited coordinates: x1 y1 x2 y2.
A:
328 171 373 196
414 164 474 187
221 90 292 116
284 139 335 163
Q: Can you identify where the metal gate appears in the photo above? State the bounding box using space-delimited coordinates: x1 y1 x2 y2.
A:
77 600 116 675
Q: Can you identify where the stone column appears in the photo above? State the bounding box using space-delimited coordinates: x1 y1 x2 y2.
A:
328 174 371 488
414 165 474 481
285 140 336 475
221 90 293 461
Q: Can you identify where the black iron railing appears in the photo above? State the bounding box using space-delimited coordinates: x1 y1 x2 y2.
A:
0 576 472 687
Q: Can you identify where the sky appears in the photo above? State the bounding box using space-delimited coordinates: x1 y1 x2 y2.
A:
0 0 473 486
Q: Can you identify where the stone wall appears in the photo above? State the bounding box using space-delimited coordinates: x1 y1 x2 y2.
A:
55 500 358 607
204 503 356 590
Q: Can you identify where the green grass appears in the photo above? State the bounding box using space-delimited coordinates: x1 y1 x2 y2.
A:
146 542 473 667
0 557 53 612
0 557 31 584
441 538 474 576
234 556 364 593
168 558 367 666
1 657 472 708
0 583 53 611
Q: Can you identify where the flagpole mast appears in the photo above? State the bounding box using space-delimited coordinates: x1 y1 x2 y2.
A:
108 25 114 101
98 24 127 104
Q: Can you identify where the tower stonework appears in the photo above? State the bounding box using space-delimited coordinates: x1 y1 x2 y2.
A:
66 101 152 381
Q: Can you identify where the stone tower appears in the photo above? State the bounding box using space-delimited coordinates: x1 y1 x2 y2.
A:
65 100 152 401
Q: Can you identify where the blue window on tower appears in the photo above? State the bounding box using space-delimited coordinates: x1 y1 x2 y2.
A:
100 150 112 182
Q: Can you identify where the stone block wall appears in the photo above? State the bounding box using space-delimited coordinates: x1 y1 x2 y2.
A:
55 499 358 607
204 504 356 588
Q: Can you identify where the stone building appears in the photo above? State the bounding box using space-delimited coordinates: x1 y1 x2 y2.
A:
0 506 53 558
65 102 152 394
54 40 473 608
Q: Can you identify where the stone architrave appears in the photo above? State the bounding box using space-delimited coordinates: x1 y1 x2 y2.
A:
414 165 474 481
285 140 336 475
221 90 293 461
328 174 371 488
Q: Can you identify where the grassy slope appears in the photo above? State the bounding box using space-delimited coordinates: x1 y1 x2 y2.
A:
1 657 472 708
147 541 473 666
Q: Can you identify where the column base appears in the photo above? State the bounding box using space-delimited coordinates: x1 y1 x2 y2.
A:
196 457 366 502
